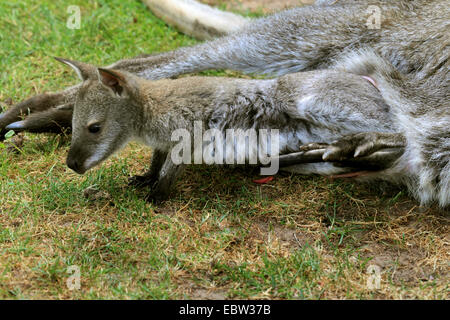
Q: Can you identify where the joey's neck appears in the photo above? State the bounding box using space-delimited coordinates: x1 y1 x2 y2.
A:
140 76 276 119
136 76 277 145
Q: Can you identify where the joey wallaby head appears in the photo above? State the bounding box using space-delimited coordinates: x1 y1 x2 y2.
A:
56 58 142 174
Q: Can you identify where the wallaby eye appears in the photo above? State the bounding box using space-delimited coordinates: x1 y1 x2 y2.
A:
88 123 101 134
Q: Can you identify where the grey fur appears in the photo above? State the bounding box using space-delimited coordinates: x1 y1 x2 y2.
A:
1 0 448 206
61 59 400 201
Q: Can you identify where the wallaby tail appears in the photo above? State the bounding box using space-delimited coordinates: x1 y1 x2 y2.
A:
141 0 250 40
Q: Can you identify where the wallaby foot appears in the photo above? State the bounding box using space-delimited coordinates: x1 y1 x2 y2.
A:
128 174 158 188
130 175 171 204
145 161 184 203
144 182 171 204
5 104 73 134
299 132 406 171
132 150 183 203
129 149 169 188
322 132 406 162
0 87 77 139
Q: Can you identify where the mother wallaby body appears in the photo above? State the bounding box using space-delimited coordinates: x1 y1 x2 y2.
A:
3 1 447 132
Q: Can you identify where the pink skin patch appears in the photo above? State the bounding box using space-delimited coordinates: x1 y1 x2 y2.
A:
253 176 274 184
329 171 372 179
362 75 378 89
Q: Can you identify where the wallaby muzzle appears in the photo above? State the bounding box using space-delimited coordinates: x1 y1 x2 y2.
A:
67 147 88 174
67 157 85 174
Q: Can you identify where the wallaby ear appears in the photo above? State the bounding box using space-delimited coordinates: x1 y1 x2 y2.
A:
54 57 96 81
97 68 129 97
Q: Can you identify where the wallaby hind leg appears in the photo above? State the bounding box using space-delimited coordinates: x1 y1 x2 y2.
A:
5 104 73 134
0 86 77 139
129 149 168 188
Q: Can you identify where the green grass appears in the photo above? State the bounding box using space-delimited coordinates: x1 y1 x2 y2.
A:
0 0 196 103
0 0 448 300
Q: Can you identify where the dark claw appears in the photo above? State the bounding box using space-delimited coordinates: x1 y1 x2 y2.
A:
5 120 26 131
278 149 326 167
299 143 329 152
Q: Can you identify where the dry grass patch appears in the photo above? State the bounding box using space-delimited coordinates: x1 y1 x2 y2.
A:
0 139 448 299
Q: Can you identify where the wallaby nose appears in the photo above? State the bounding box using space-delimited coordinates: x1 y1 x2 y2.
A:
67 157 82 173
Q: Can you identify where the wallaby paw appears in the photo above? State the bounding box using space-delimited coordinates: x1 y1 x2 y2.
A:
319 132 406 170
0 87 77 137
128 174 158 188
143 179 172 204
322 132 385 161
144 190 169 204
